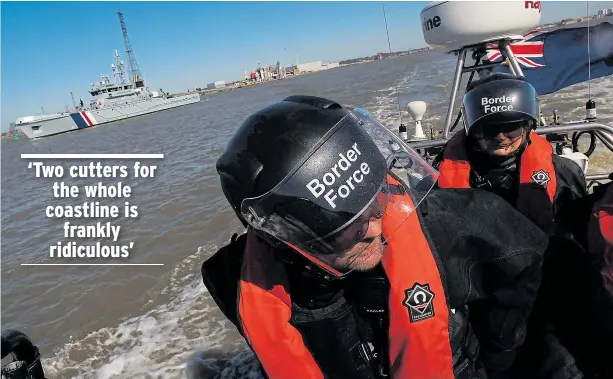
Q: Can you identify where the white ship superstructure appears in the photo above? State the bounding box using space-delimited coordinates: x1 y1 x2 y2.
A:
15 12 201 139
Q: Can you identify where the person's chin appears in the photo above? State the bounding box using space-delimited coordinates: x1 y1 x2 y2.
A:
351 244 384 272
490 144 517 156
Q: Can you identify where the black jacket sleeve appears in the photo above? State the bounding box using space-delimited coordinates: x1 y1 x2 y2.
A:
419 188 548 375
521 178 613 379
200 232 247 330
508 227 588 379
201 232 272 379
551 155 588 215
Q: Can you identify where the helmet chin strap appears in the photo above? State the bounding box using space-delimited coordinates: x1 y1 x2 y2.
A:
279 248 347 282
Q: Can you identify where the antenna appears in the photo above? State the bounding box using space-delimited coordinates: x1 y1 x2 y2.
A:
381 1 403 126
112 49 128 85
118 11 145 88
585 1 596 120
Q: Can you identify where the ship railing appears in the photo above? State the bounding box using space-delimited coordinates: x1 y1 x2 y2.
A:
406 122 613 182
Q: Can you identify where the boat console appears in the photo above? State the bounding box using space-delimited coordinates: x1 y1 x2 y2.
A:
404 1 613 184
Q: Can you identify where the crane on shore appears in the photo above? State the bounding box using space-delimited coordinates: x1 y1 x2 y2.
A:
117 11 145 88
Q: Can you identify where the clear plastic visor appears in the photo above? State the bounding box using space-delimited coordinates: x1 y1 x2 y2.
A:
241 108 439 277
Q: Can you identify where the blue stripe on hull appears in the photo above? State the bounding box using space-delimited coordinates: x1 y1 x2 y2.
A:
70 113 88 129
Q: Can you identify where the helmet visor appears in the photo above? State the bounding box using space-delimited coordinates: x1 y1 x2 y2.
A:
468 119 532 140
240 108 439 277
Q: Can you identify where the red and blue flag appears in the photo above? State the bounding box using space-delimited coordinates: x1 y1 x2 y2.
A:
485 16 613 95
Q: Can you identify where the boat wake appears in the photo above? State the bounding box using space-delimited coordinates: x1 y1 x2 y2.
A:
41 231 263 379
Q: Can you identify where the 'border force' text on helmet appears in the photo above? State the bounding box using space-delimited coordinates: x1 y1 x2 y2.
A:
462 73 539 137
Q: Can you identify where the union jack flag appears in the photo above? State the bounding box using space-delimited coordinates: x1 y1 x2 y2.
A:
485 18 613 95
485 30 546 68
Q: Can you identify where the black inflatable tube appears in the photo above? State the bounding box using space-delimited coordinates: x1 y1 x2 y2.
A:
1 329 46 379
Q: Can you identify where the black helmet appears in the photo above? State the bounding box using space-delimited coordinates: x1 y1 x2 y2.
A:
462 73 539 138
216 95 438 276
216 95 377 227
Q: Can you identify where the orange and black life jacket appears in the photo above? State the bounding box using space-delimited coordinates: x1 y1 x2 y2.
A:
438 131 557 231
236 177 456 379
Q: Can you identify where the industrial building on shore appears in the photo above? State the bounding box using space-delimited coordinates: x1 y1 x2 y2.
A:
296 61 340 73
206 81 226 89
596 8 612 18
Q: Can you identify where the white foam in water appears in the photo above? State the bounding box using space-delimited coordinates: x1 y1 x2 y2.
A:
369 58 612 175
42 63 612 379
365 59 447 134
43 239 264 379
540 75 613 174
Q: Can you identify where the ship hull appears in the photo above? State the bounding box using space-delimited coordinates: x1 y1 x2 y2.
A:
18 93 201 139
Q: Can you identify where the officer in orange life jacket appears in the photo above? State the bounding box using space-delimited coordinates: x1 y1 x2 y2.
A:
434 73 587 233
202 95 548 379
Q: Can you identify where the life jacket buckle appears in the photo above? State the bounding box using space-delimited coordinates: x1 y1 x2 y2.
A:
357 341 376 364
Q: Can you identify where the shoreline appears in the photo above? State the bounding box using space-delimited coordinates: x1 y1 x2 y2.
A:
5 14 609 136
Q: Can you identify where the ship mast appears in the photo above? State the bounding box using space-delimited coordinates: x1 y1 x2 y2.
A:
117 11 145 88
112 49 127 85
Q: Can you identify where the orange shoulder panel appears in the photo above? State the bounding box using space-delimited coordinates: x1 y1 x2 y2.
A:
438 132 471 188
383 175 455 378
238 231 324 379
519 131 557 203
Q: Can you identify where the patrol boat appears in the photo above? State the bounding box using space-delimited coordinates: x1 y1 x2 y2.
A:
400 1 613 186
15 11 202 140
14 49 201 139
